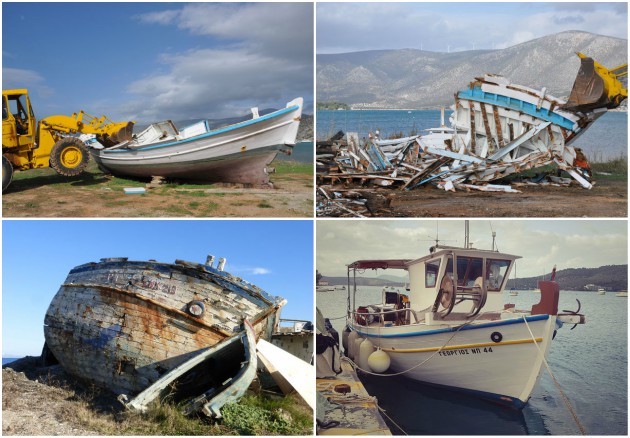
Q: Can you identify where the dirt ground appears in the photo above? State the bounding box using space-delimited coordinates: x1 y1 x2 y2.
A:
318 177 627 217
2 162 313 218
3 359 103 435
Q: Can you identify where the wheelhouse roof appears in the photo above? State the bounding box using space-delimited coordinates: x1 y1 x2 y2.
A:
348 246 521 271
347 259 411 270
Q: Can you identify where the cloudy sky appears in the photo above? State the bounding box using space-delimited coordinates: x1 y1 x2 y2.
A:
2 2 313 123
317 220 628 278
317 2 627 54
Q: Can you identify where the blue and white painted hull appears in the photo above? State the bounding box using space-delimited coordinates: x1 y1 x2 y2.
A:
91 98 303 185
351 314 556 408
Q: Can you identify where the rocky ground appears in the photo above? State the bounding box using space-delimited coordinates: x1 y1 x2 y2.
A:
317 177 627 217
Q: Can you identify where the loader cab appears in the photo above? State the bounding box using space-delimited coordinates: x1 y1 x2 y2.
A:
2 89 36 148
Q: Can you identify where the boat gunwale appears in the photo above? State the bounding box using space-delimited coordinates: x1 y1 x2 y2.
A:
99 104 301 155
350 314 550 338
69 259 280 306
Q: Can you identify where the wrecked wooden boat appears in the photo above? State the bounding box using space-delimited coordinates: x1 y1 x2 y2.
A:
43 254 286 417
317 54 627 193
342 226 586 408
90 98 303 185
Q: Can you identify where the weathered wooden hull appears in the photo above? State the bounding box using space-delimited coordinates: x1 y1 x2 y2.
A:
90 98 303 185
44 258 285 395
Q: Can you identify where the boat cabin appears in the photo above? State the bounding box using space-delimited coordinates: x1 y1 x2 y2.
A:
347 245 520 325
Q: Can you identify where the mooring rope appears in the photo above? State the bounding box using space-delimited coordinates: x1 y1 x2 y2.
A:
377 405 409 435
343 312 486 377
522 316 586 435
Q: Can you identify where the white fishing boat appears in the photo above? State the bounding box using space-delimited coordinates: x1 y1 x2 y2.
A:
616 291 628 297
597 288 606 295
342 241 585 408
316 285 336 292
90 98 303 185
509 289 519 296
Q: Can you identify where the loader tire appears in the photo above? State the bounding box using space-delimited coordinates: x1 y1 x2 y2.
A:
2 155 13 192
50 137 90 177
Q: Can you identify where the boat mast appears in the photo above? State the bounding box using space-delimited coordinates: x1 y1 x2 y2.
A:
464 220 469 249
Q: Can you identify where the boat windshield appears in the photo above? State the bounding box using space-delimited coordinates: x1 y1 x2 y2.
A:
486 259 510 290
444 256 511 291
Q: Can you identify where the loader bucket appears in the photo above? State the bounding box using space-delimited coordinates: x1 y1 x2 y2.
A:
561 55 628 112
98 122 135 147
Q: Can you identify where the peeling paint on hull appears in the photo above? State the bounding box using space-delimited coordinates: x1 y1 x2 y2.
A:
44 258 284 396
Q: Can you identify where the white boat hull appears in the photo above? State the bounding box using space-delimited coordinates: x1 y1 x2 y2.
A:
351 314 555 408
91 98 303 185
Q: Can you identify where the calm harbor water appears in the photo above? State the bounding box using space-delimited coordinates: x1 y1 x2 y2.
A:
317 286 628 435
275 141 313 163
316 110 628 161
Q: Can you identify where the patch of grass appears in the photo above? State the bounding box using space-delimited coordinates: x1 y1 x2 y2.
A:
25 202 38 208
273 161 313 175
221 395 312 435
165 204 194 216
188 201 200 208
590 155 628 177
257 201 273 209
174 190 210 197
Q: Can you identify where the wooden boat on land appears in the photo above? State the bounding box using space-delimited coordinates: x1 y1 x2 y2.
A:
43 254 286 417
90 98 303 185
342 244 585 408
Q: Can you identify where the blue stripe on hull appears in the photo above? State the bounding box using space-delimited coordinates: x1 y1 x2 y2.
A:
103 105 300 154
458 86 575 131
354 314 549 338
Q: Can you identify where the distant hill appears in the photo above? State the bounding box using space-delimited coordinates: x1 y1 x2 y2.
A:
508 264 627 292
320 264 628 291
317 30 627 109
319 274 406 287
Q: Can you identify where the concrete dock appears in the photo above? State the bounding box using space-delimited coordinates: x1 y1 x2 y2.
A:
316 360 391 435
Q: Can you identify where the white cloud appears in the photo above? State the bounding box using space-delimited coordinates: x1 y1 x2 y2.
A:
136 9 180 25
125 3 313 121
317 3 627 54
317 220 627 279
2 67 54 97
252 268 271 275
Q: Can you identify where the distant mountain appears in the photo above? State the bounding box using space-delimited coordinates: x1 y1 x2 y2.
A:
317 31 627 109
320 264 627 291
507 264 627 292
319 274 406 287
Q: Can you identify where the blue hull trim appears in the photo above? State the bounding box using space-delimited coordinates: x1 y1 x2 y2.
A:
458 86 575 131
355 314 549 338
104 104 300 154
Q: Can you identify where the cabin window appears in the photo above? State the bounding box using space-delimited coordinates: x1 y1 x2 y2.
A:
425 259 441 287
486 259 510 290
454 257 484 287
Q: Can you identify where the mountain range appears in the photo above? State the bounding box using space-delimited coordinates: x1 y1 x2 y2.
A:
317 31 627 109
319 264 628 292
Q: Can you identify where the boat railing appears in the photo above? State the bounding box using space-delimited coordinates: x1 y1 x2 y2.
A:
350 306 420 325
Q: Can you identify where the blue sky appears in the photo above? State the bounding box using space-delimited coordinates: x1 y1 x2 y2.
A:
2 2 313 123
2 220 314 357
317 2 627 53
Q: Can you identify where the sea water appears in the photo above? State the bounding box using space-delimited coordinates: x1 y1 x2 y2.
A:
316 110 628 161
316 286 628 435
275 141 313 163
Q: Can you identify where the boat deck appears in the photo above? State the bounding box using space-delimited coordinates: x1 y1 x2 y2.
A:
316 361 391 435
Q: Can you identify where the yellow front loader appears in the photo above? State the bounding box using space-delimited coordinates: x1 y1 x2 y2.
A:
2 88 133 191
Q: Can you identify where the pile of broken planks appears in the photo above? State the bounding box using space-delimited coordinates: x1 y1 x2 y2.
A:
317 131 580 197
